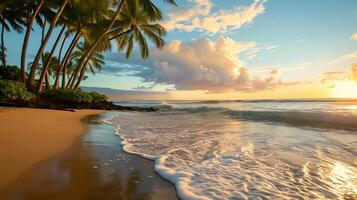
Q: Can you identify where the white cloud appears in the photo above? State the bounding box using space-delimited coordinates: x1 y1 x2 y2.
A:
162 0 267 34
351 33 357 40
322 64 357 82
329 52 357 64
105 37 300 93
265 44 278 50
250 62 310 73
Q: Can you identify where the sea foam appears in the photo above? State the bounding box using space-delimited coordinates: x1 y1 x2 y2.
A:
105 110 357 200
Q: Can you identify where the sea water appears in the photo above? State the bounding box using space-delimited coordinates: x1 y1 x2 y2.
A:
107 99 357 200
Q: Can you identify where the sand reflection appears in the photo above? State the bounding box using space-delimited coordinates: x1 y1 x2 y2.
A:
0 113 178 200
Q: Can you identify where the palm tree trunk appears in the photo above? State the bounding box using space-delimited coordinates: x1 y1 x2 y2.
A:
27 0 69 89
73 28 131 89
66 57 80 88
73 52 93 89
66 63 77 88
61 62 67 88
53 29 81 89
58 32 69 68
21 0 44 82
37 26 66 93
45 73 51 89
1 23 5 67
70 0 125 89
58 32 69 87
41 16 46 68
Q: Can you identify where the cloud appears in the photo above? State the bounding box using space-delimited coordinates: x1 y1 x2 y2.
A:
321 64 357 82
250 62 310 73
265 44 278 50
351 33 357 40
104 37 301 93
162 0 266 34
329 52 357 64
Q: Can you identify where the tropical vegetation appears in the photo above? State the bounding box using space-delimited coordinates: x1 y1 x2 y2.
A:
0 0 177 98
0 80 35 101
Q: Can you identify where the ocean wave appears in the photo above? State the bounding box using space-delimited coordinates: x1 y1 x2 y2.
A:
150 101 180 110
156 103 357 130
164 105 357 130
226 110 357 130
177 106 228 113
194 98 357 104
105 112 357 200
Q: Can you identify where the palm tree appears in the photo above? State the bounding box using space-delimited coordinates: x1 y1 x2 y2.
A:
28 52 59 89
70 0 176 89
68 21 112 89
37 25 66 93
0 1 25 66
20 0 44 82
27 0 69 88
53 0 112 89
1 0 177 92
71 0 171 89
70 42 105 89
112 0 166 59
62 59 75 88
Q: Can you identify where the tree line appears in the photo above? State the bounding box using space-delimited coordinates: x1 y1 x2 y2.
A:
0 0 176 93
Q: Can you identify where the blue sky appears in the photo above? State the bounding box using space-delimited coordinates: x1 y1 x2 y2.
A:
4 0 357 99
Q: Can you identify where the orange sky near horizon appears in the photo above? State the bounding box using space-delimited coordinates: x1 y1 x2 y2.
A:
167 84 331 100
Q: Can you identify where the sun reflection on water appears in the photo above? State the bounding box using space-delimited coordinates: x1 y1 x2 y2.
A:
328 162 357 199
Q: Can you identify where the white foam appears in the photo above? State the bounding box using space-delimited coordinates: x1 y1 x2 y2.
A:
105 115 206 200
104 111 357 200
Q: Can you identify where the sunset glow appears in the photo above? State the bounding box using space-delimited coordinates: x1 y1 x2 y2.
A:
3 0 357 100
330 80 357 98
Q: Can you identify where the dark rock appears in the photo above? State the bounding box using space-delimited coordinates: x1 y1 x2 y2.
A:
0 99 158 112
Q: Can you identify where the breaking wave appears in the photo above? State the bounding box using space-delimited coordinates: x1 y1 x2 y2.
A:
225 110 357 130
106 110 357 200
155 105 357 130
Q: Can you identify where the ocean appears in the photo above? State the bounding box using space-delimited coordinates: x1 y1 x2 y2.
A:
107 99 357 200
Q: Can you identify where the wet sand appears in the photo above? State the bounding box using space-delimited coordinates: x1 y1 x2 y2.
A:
0 108 104 189
0 112 179 200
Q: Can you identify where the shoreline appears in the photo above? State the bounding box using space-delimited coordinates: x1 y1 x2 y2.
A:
0 110 179 199
0 107 105 189
103 118 183 199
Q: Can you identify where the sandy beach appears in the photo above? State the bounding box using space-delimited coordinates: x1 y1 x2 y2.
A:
0 108 104 189
0 111 178 199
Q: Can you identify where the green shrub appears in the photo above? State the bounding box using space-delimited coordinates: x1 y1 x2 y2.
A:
41 89 108 103
89 92 108 102
0 66 22 81
0 80 35 101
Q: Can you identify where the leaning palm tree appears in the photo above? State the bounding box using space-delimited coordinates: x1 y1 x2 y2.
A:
28 52 59 89
70 0 177 89
53 0 112 89
0 1 25 66
68 21 113 89
20 0 45 82
37 25 66 93
112 0 166 59
62 59 75 88
27 0 70 89
71 0 169 89
70 42 105 89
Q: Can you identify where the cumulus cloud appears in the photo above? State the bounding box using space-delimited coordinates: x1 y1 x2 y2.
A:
322 64 357 82
351 33 357 40
162 0 266 34
104 37 300 93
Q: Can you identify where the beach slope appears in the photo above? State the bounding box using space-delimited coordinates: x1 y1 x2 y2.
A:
0 108 103 189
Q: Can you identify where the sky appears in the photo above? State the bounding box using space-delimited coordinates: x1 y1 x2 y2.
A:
5 0 357 100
